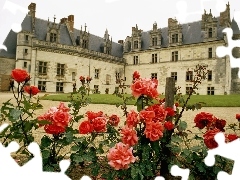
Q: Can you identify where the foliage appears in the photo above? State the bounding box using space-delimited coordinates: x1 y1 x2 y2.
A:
0 66 239 180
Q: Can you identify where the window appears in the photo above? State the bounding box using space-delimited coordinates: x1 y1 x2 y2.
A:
133 56 139 65
208 28 213 38
94 85 99 94
152 37 157 46
152 54 157 63
171 72 177 81
83 39 87 48
172 51 178 61
24 49 28 54
72 72 76 81
50 33 57 42
39 61 47 75
25 35 29 41
115 72 120 79
186 71 193 81
106 74 111 84
95 69 99 78
208 70 212 81
114 87 119 93
106 47 110 55
151 73 157 79
23 62 27 68
172 34 178 43
207 87 214 95
38 81 46 92
186 87 192 95
57 63 64 76
56 82 63 92
208 48 213 58
134 41 138 49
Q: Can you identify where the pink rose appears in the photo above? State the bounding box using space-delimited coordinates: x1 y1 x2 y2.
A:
144 121 164 141
107 142 136 170
121 126 138 146
126 110 139 128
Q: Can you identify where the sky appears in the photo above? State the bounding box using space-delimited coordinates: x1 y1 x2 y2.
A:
0 0 240 47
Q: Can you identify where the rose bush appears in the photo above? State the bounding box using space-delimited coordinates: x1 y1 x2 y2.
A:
0 66 239 180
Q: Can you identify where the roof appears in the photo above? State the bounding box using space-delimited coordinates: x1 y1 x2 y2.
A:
0 30 17 59
139 17 237 50
1 14 240 59
21 15 123 58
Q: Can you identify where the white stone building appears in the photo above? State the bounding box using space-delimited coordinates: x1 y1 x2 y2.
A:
0 2 240 95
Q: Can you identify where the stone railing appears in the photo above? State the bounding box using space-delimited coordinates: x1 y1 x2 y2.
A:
33 40 124 63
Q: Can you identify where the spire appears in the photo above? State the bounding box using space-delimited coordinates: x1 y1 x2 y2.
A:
84 23 87 31
54 15 56 24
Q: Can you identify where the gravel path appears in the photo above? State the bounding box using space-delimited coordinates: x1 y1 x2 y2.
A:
1 92 240 142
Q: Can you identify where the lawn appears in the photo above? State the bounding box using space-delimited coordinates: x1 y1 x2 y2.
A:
41 93 240 107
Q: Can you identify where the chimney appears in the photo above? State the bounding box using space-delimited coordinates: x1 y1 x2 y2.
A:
28 3 36 18
60 17 67 24
68 15 74 32
118 40 124 44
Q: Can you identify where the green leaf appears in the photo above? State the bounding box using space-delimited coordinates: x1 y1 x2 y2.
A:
196 162 206 173
65 131 73 143
178 121 187 131
71 145 79 151
135 96 144 112
42 149 50 159
10 109 22 121
41 136 52 147
171 135 183 143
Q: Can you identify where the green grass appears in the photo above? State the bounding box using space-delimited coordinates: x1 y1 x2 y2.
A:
40 94 240 107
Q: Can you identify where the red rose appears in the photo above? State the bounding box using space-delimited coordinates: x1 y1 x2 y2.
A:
133 71 140 79
203 128 221 149
236 114 240 120
146 104 167 122
227 134 238 142
139 110 155 123
44 124 65 135
11 69 30 83
52 110 71 128
24 86 40 96
86 111 103 121
92 117 107 132
165 107 175 117
126 110 139 128
108 114 120 126
79 120 94 134
194 112 215 129
175 103 179 107
131 78 159 98
121 126 138 146
144 121 164 141
164 121 174 130
214 119 226 131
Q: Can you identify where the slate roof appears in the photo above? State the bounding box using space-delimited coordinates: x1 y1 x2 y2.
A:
1 14 240 59
139 17 239 50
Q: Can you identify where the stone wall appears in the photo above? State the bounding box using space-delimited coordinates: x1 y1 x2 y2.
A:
0 58 15 91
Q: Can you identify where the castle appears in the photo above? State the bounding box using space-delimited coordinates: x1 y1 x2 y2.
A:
0 2 240 95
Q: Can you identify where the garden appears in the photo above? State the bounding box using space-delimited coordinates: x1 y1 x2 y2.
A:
0 65 240 180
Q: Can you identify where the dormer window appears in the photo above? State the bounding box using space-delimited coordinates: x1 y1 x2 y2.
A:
50 33 57 42
134 41 138 49
172 34 178 43
152 37 157 46
208 28 213 38
83 39 87 48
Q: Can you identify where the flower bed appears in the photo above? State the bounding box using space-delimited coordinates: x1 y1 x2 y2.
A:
0 66 239 179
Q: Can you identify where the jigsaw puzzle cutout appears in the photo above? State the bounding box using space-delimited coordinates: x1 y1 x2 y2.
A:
0 123 91 180
216 27 240 77
0 0 28 51
204 132 240 180
1 0 240 179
